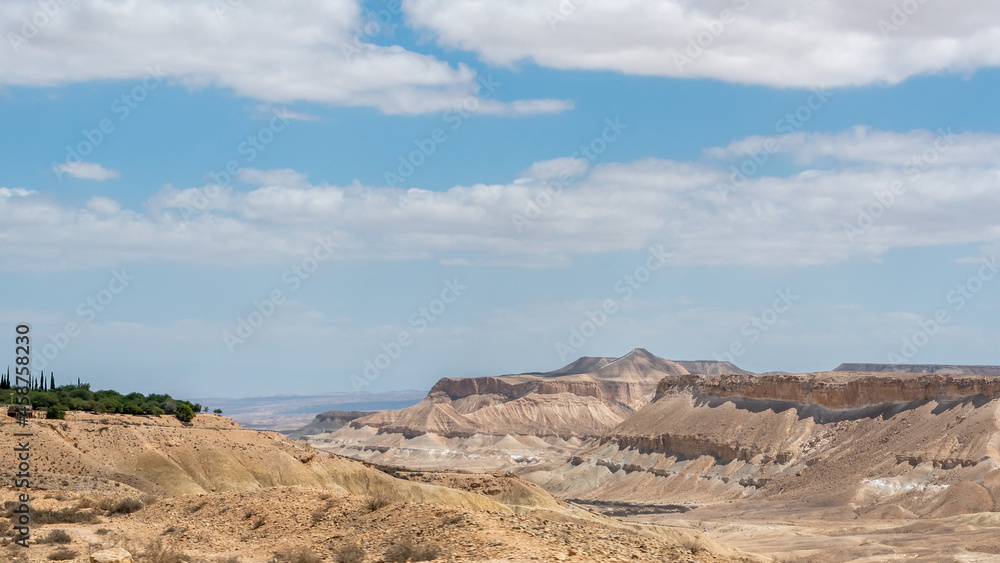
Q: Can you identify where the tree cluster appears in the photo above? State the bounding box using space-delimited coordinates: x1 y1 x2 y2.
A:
3 369 201 423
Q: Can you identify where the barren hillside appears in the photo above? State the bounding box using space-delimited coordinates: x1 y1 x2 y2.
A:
0 410 757 562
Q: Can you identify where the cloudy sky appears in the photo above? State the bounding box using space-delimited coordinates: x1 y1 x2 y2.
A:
2 0 999 398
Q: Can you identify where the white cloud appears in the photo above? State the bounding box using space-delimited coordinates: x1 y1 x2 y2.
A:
403 0 1000 88
53 162 120 181
86 196 122 216
0 0 569 115
520 157 589 181
3 128 1000 270
253 105 320 122
0 187 34 199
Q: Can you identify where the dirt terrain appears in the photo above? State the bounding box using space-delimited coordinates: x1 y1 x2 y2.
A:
0 409 757 562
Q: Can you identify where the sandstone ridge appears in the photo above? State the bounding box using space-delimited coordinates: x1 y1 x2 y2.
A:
658 370 1000 409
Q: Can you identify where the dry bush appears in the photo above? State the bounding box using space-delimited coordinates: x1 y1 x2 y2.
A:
678 535 708 555
39 529 72 544
365 492 392 512
333 543 366 563
384 538 443 563
383 539 412 563
139 537 191 563
412 543 442 561
4 544 29 563
216 557 241 563
106 498 144 515
47 548 78 561
76 496 96 509
33 507 101 525
96 496 143 515
190 500 208 513
251 516 267 530
271 546 322 563
310 508 326 525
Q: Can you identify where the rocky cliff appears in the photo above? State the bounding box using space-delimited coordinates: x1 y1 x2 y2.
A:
657 371 1000 409
312 349 753 468
527 368 1000 523
834 363 1000 375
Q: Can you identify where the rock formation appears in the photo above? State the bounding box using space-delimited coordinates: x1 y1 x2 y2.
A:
312 349 749 468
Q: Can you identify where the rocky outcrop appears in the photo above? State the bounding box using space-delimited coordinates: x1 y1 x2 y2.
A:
657 371 1000 409
599 433 795 464
834 363 1000 375
523 367 1000 521
315 350 756 467
429 376 543 401
90 549 133 563
287 410 372 440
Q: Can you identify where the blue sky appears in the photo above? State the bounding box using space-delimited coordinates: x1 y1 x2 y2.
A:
2 0 999 398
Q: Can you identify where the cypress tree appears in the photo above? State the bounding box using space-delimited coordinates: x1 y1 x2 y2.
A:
51 373 55 389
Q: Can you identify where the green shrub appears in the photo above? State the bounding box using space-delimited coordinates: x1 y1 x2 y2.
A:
30 391 57 409
69 387 95 401
122 404 144 415
175 403 195 423
46 406 66 420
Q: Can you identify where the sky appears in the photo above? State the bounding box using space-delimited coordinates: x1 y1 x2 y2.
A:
2 0 999 398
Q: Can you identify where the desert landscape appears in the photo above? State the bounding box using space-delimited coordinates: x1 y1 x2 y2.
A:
5 1 1000 561
0 402 759 562
7 349 1000 561
305 349 1000 561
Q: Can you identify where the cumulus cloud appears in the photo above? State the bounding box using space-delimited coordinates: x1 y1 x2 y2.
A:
402 0 1000 88
53 162 120 181
0 0 569 115
2 128 1000 270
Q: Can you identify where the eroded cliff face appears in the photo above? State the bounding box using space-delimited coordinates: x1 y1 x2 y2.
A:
315 350 735 468
528 370 1000 519
348 349 688 441
657 371 1000 409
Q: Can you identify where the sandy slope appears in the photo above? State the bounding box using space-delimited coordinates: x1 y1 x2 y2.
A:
0 410 757 562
